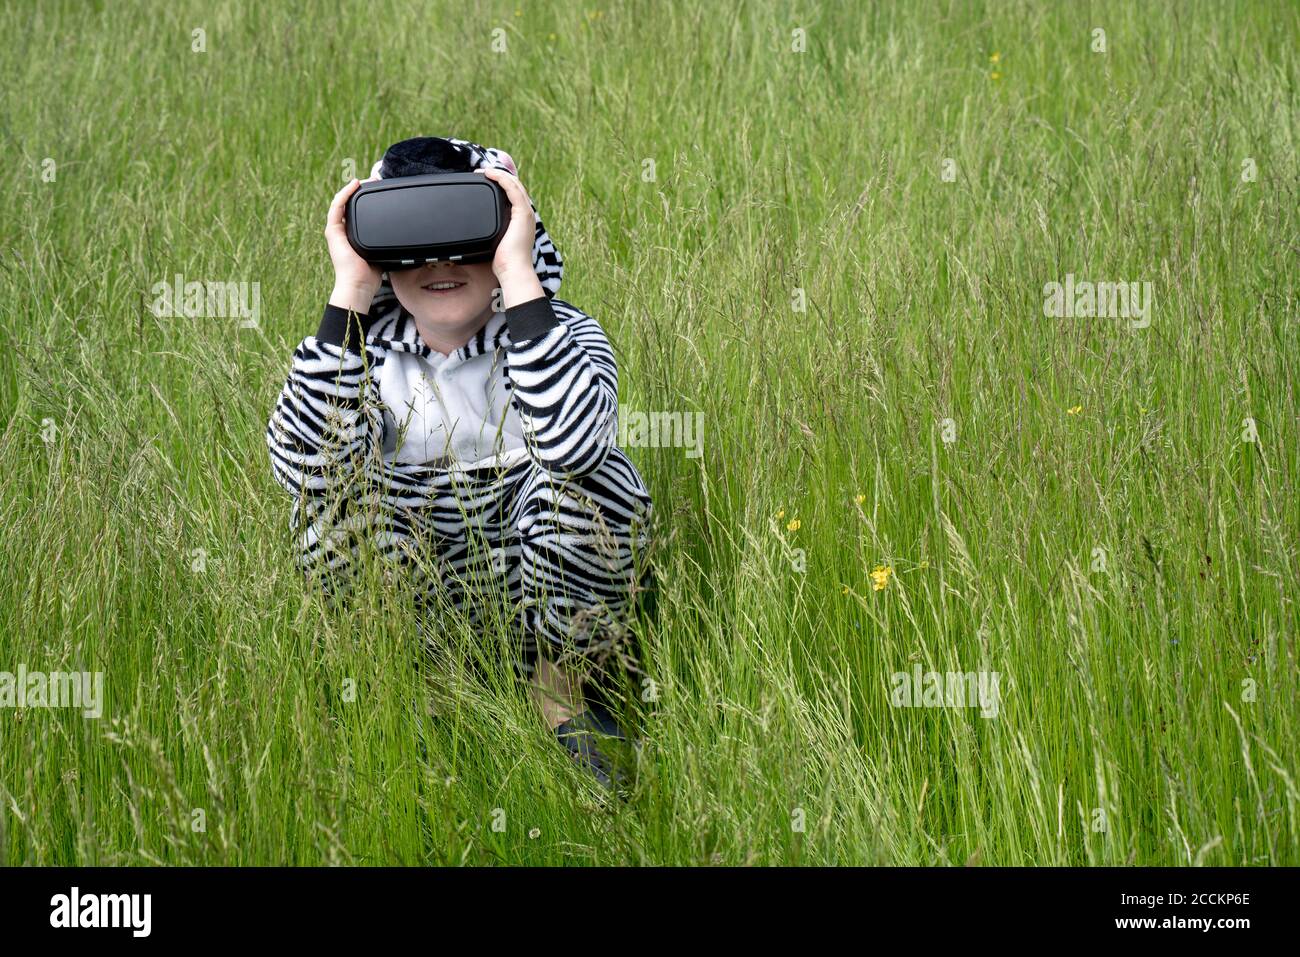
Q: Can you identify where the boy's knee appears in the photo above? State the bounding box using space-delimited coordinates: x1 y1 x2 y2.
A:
516 450 652 548
512 452 656 670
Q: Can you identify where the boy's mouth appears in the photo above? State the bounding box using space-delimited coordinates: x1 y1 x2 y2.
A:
421 277 468 294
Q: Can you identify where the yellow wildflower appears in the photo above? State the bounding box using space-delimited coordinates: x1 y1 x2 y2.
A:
854 494 866 506
1068 405 1082 415
787 518 801 532
871 565 893 591
991 71 1002 81
990 52 1001 64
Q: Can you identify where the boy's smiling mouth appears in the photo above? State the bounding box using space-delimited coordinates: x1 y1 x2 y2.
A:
422 277 467 294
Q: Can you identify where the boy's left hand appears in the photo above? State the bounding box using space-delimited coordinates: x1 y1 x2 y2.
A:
479 167 544 303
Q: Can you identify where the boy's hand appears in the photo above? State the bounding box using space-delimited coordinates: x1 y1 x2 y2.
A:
480 167 545 306
326 178 383 314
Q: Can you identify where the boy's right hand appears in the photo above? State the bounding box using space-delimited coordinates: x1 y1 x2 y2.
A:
326 178 382 314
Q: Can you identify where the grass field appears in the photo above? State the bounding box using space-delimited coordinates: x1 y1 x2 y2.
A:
1 0 1297 866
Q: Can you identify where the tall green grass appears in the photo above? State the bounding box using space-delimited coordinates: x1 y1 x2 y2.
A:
0 0 1296 865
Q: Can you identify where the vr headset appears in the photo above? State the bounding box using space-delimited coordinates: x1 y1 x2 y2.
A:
345 173 510 269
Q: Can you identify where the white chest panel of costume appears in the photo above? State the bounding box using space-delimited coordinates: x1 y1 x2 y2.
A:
378 347 527 469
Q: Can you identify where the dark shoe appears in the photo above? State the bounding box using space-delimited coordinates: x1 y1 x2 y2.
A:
554 702 629 791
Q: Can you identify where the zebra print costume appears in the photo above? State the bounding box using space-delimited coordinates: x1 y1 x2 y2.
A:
266 139 653 675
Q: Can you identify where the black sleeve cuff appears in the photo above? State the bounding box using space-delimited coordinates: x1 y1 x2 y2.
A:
505 295 559 342
317 302 371 352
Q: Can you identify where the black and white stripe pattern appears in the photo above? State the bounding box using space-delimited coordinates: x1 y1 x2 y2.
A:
265 296 653 674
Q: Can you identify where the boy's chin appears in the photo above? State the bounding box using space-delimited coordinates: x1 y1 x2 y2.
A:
407 300 492 329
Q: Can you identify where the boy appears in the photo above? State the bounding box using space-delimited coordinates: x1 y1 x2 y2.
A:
266 136 653 788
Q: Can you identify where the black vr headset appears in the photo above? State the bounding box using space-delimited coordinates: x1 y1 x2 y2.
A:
345 173 510 269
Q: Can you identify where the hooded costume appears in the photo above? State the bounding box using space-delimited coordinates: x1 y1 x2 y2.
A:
266 137 652 674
